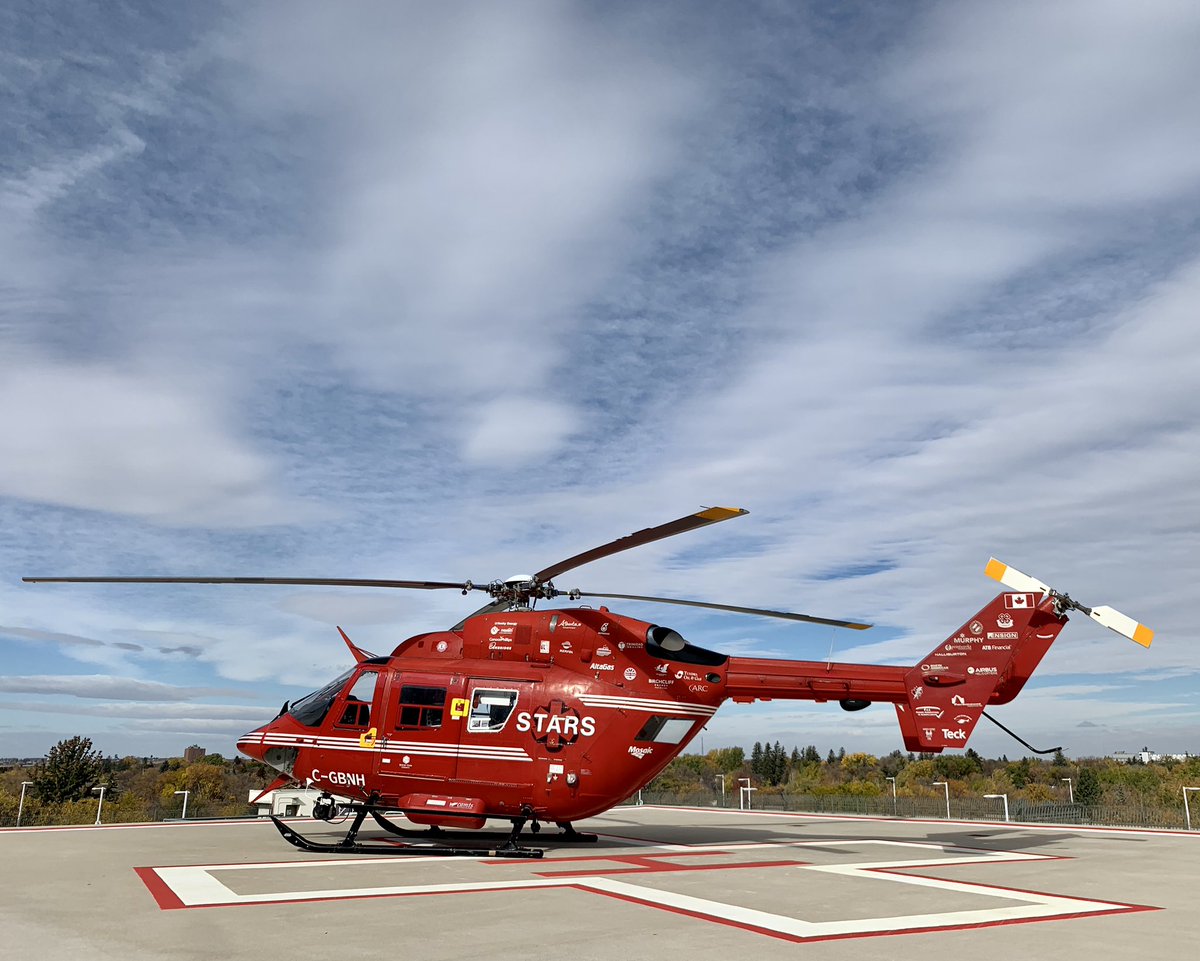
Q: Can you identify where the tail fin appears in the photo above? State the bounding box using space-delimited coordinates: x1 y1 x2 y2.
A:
895 591 1067 752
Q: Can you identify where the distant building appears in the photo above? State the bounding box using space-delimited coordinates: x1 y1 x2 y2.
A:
1110 749 1194 764
0 757 42 771
248 787 324 818
183 745 206 763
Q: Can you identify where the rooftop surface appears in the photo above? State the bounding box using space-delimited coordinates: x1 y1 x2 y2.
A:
2 805 1197 960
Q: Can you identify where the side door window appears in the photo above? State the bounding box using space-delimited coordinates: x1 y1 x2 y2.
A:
395 684 446 730
466 688 519 733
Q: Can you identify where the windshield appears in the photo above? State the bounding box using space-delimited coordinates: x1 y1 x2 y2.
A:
288 669 355 727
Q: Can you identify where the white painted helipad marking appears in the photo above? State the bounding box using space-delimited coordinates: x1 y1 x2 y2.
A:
138 837 1154 942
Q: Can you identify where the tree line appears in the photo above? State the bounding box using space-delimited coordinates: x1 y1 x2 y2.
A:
650 741 1200 812
0 736 276 826
2 735 1197 827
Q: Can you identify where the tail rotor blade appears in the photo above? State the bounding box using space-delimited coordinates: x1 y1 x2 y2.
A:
1089 605 1154 647
984 558 1051 596
985 558 1153 648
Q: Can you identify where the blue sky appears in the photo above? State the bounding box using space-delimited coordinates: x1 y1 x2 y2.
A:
2 0 1197 761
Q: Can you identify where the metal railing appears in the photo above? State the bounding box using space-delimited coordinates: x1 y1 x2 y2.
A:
624 790 1196 830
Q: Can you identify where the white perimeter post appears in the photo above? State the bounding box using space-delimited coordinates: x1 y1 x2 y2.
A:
984 793 1010 822
17 781 32 827
1184 787 1200 831
933 781 949 819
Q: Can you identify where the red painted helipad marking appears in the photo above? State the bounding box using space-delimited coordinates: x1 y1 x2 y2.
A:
134 837 1158 943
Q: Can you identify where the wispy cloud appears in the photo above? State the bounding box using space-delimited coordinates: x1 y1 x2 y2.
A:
1 0 1197 759
0 675 257 701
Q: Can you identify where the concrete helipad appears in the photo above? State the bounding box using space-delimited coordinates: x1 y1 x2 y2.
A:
2 805 1197 960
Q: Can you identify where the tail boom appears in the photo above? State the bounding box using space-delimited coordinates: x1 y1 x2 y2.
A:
722 591 1071 753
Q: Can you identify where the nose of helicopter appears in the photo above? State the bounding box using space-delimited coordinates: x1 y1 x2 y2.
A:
237 719 300 777
236 726 268 762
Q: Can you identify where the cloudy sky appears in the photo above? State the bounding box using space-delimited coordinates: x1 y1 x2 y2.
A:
2 0 1197 763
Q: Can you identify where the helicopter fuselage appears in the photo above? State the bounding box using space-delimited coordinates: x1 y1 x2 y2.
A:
238 606 731 824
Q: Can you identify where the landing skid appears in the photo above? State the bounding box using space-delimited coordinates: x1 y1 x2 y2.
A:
270 808 544 858
368 809 598 844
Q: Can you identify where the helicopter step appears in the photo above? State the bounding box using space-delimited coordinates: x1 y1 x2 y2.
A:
270 807 545 859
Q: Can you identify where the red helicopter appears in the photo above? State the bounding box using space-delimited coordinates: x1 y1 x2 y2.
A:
25 507 1152 858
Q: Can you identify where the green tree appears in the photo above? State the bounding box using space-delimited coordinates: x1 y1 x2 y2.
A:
935 754 981 779
708 747 744 773
32 736 103 803
1075 767 1102 805
769 741 787 785
841 752 878 780
1007 757 1034 788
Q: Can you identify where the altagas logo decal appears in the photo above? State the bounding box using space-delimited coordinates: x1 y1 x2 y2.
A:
515 700 596 753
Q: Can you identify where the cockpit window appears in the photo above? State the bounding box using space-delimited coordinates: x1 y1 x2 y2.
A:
335 671 380 729
467 689 518 733
288 669 355 728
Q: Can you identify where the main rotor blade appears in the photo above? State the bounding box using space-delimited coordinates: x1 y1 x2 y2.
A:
534 506 748 583
23 576 479 591
568 591 872 630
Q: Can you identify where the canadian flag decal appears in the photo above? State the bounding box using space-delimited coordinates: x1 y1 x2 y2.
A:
1005 593 1034 609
